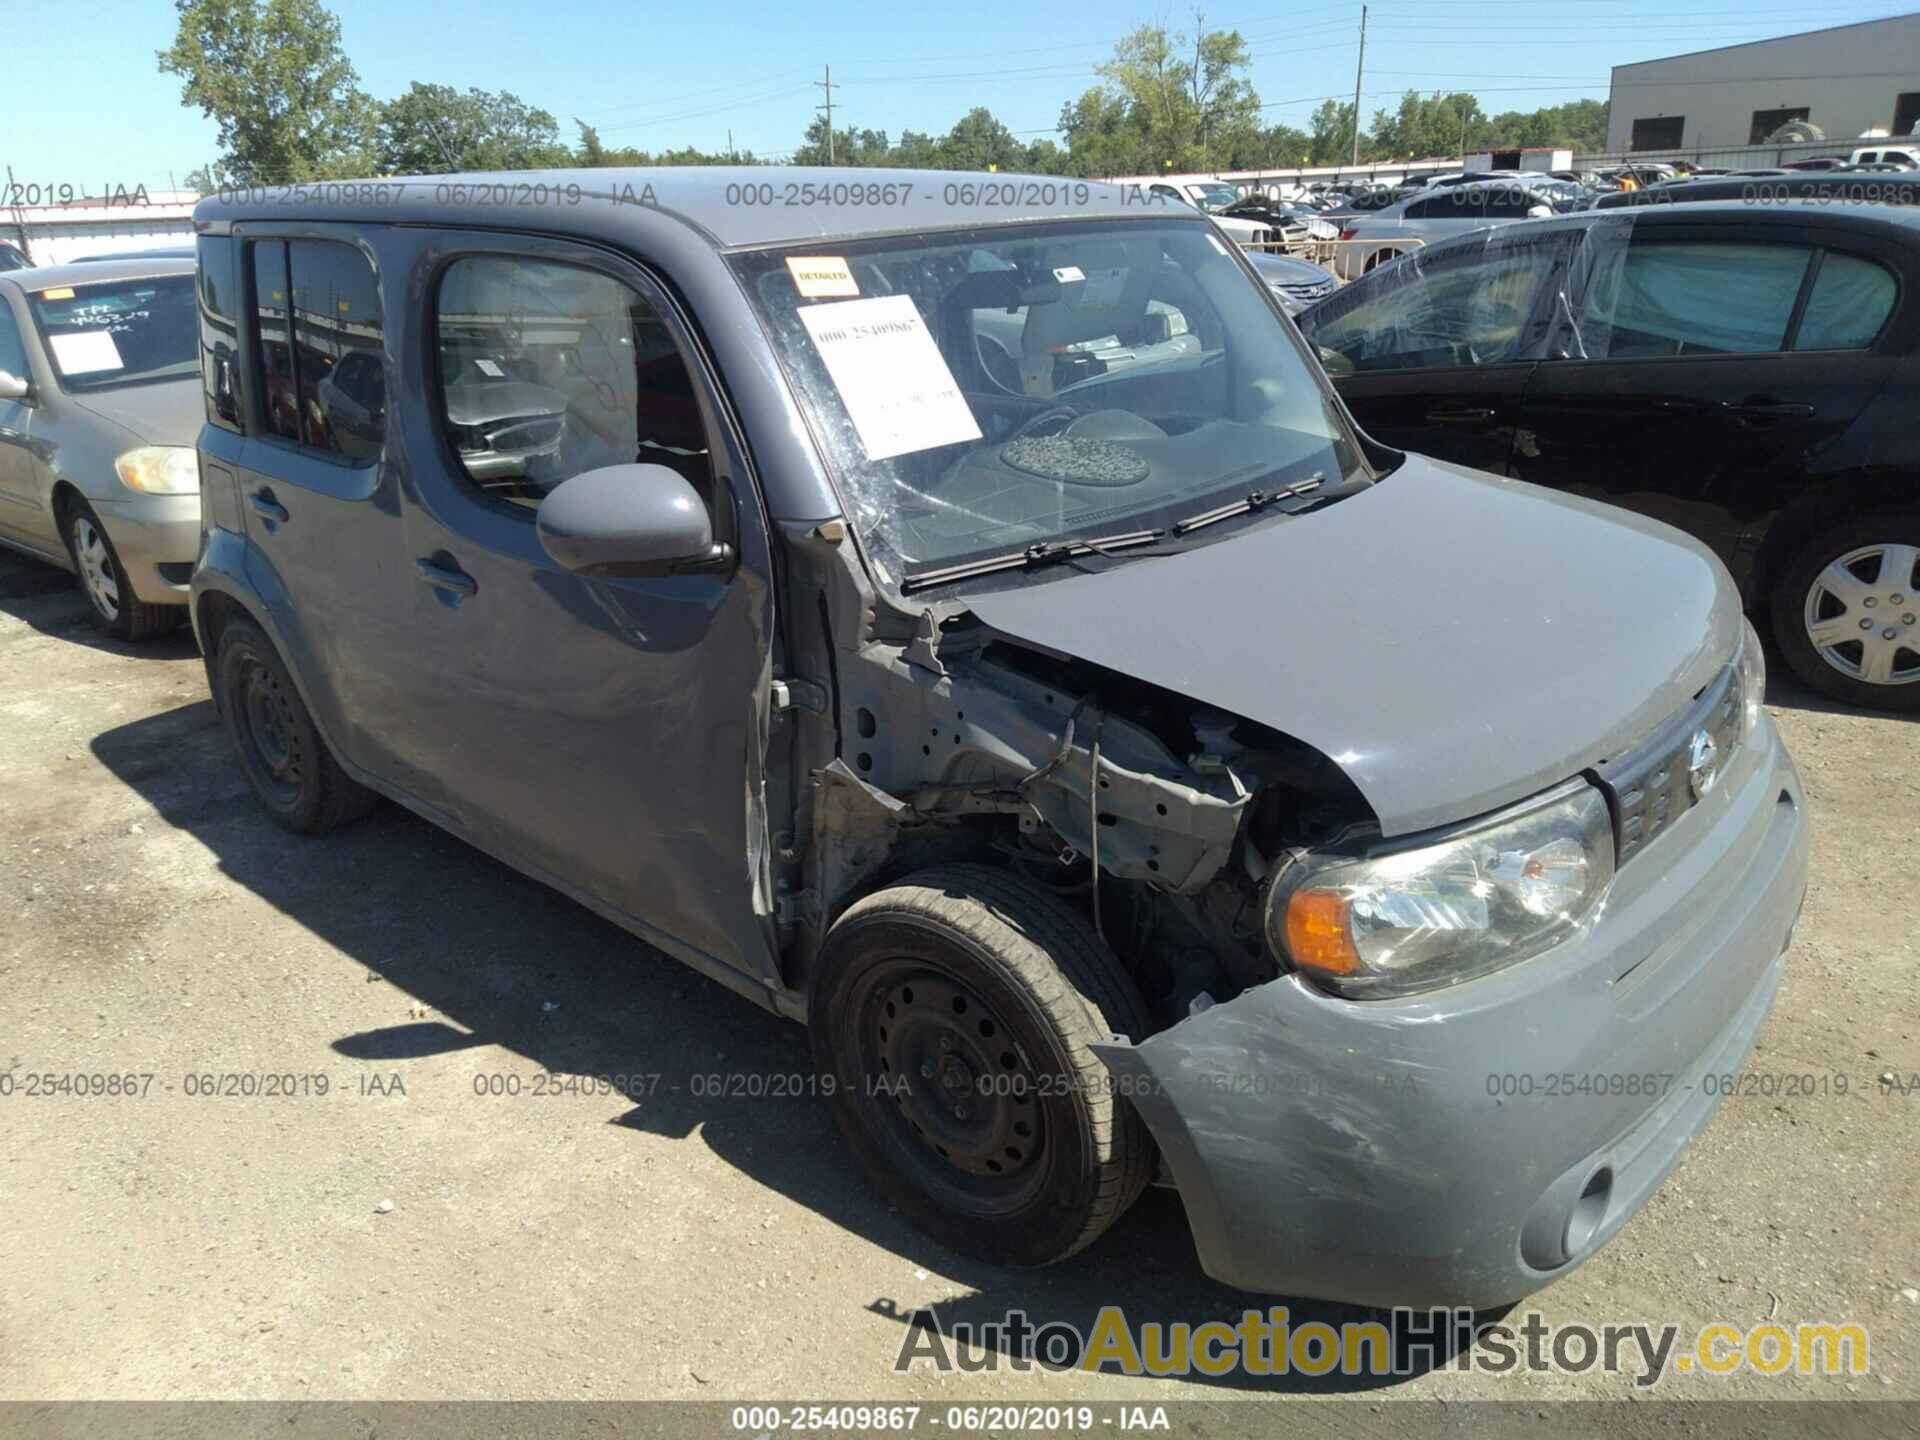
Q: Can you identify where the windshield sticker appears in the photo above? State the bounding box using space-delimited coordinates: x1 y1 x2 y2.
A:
798 295 982 462
48 329 125 375
1052 265 1086 284
40 287 75 301
786 256 860 298
474 358 505 378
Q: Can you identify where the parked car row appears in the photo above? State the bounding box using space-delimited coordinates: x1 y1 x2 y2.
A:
7 165 1878 1313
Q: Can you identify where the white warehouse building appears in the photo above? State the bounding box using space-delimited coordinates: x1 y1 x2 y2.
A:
1607 13 1920 152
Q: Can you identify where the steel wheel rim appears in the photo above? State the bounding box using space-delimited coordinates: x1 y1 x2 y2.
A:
236 658 305 805
854 960 1051 1215
1804 542 1920 687
72 516 120 621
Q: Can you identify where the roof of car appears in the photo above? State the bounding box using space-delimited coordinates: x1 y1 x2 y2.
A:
1430 198 1920 244
1 257 197 292
192 167 1199 250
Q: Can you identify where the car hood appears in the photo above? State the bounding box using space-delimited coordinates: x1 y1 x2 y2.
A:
1246 251 1336 286
67 376 202 447
964 455 1742 837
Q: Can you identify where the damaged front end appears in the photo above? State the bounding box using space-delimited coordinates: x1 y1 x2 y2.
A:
784 569 1376 1032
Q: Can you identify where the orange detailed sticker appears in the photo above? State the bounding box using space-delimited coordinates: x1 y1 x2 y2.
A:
785 256 859 298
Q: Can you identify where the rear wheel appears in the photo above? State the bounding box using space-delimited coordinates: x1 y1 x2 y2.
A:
213 617 377 831
810 864 1153 1267
62 499 180 641
1770 512 1920 711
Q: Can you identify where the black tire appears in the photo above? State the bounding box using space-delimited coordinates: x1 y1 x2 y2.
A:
809 863 1154 1268
62 498 181 641
1769 511 1920 711
213 617 377 832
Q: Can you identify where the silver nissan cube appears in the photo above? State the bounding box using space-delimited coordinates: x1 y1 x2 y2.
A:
190 170 1809 1308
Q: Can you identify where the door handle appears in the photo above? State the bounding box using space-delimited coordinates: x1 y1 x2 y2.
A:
1727 399 1814 420
1425 407 1495 423
248 489 289 525
415 557 477 598
1651 397 1708 413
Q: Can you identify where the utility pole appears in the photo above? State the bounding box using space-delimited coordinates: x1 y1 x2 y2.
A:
1349 5 1367 168
815 65 836 165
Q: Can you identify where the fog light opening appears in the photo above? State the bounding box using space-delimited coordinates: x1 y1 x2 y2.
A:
1563 1166 1613 1258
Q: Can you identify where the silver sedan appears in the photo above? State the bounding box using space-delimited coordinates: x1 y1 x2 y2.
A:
0 259 202 639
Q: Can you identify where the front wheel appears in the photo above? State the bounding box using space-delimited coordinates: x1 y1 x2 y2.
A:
63 499 180 641
810 864 1154 1268
1770 512 1920 710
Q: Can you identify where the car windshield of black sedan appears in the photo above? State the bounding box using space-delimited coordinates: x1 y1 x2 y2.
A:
731 220 1363 589
29 275 198 391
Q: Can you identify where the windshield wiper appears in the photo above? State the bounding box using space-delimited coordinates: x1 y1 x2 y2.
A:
900 528 1164 592
1172 473 1325 536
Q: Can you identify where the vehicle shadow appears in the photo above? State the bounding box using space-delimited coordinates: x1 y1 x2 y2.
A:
88 697 1478 1394
0 546 199 660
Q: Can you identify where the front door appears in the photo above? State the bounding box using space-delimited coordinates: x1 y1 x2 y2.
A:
0 289 51 550
392 233 776 983
1302 226 1576 475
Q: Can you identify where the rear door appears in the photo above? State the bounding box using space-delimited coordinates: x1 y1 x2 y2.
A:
391 232 777 984
1513 216 1900 571
1300 226 1576 475
225 225 422 787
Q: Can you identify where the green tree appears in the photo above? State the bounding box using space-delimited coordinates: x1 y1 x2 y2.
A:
377 83 571 173
938 108 1023 170
1370 91 1486 161
158 0 376 182
1307 99 1364 165
1083 13 1261 173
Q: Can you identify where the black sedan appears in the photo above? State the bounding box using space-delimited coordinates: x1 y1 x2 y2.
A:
1298 201 1920 710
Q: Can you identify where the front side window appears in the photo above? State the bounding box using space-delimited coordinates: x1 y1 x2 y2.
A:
1574 240 1811 358
248 239 383 458
28 274 197 392
432 254 715 513
1793 254 1898 351
1303 233 1568 372
730 219 1366 591
0 299 26 379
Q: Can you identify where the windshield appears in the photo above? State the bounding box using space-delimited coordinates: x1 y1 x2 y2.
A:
731 218 1367 592
1189 183 1240 211
29 274 197 391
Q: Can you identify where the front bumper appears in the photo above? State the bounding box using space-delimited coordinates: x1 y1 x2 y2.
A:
1094 717 1809 1310
90 493 198 607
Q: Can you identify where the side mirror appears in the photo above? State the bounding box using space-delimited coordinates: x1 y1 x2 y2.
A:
0 369 30 403
536 462 719 577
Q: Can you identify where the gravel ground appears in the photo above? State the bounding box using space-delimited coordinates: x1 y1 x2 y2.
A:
1 545 1916 1407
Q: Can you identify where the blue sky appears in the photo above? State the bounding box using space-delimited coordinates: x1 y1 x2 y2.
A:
7 0 1915 184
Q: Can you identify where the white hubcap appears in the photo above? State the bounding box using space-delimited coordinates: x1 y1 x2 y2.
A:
72 516 120 621
1804 542 1920 687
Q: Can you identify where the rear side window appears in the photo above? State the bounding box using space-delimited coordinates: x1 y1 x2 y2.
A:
248 238 383 460
431 254 716 514
1576 241 1810 357
197 235 243 432
1792 254 1897 351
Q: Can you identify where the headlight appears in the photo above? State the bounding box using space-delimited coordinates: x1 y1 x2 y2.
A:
1266 781 1614 999
1739 617 1766 741
113 445 199 495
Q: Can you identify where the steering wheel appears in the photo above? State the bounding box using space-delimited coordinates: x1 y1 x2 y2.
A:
1008 404 1080 442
